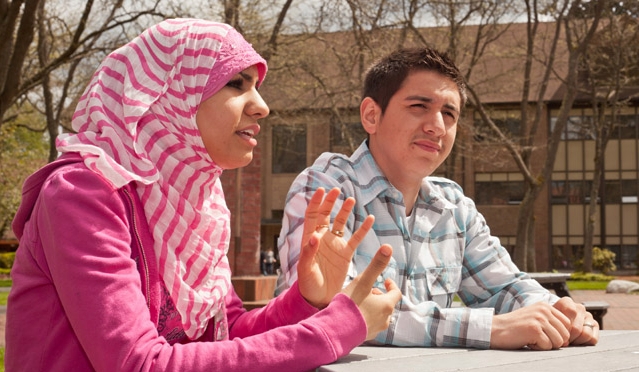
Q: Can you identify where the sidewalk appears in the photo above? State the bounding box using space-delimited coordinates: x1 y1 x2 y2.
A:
0 290 637 348
571 290 639 330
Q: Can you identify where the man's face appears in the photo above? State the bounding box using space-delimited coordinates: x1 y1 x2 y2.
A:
363 69 461 188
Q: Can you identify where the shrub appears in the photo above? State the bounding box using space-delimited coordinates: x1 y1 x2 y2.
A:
573 247 617 275
569 271 614 282
0 252 15 270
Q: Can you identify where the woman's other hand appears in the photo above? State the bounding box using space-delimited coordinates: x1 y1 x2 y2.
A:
342 244 401 340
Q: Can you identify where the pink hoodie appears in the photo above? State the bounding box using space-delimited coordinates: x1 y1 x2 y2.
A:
6 154 366 371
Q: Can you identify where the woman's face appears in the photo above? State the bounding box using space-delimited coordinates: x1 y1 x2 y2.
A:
196 65 269 169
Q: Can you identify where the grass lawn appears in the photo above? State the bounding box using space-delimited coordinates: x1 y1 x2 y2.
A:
566 280 609 290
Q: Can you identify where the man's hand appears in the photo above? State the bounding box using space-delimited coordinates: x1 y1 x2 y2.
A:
297 188 376 308
553 297 599 346
491 302 572 350
342 244 402 340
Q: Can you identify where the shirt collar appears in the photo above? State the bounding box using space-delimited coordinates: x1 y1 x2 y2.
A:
349 140 458 212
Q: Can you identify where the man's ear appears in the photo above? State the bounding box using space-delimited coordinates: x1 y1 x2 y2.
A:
360 97 381 135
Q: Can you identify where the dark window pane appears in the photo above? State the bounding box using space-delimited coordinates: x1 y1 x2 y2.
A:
551 181 568 204
621 179 638 203
616 114 638 139
564 116 594 140
475 181 524 205
603 180 621 203
272 125 307 174
551 180 592 204
473 116 521 142
331 121 366 153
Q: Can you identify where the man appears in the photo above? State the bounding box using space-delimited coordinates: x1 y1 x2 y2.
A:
275 47 599 350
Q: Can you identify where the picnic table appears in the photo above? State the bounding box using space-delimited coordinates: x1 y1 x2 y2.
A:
319 330 639 371
529 272 610 329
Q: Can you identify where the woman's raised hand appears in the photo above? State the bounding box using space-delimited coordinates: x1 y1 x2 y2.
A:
297 188 375 308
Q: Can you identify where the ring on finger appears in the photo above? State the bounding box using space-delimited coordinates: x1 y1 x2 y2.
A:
315 224 329 232
583 322 595 329
331 229 344 237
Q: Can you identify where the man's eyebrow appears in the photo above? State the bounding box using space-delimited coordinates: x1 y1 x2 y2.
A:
406 95 460 114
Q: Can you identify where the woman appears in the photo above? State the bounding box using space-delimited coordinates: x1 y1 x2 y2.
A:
6 18 400 371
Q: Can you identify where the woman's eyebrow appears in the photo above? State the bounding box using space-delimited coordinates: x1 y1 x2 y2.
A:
239 71 258 83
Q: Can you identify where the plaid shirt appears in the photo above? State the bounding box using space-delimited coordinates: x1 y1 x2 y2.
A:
275 141 557 349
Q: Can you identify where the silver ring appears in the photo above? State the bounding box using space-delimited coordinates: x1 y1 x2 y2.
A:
584 322 595 328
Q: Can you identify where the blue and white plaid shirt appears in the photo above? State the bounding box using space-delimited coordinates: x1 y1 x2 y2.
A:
276 141 557 349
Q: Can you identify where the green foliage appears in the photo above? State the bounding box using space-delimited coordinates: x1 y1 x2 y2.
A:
569 271 615 282
0 253 15 270
0 119 48 238
573 247 617 275
0 291 8 306
566 280 610 290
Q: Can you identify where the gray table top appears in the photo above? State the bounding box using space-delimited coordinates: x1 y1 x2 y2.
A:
318 330 639 372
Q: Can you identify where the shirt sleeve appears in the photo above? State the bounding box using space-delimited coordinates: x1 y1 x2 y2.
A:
396 191 558 349
392 190 558 349
28 166 366 371
277 167 559 350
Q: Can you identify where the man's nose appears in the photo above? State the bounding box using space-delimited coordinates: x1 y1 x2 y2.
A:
422 112 446 136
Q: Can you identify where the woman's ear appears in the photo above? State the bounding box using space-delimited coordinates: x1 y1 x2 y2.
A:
360 97 381 135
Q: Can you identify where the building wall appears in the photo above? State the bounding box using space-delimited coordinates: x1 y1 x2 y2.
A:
257 102 638 274
222 143 263 276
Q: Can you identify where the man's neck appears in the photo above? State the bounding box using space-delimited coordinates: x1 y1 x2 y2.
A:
393 180 421 216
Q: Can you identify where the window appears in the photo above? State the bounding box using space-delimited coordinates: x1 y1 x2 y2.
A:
608 245 638 270
473 113 521 142
552 112 638 140
615 114 638 139
551 180 592 204
331 121 366 153
272 125 307 174
475 181 525 205
603 179 639 204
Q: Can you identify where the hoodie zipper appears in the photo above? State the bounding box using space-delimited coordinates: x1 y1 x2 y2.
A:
122 187 151 309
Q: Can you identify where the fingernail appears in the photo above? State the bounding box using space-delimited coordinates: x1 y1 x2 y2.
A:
380 245 392 257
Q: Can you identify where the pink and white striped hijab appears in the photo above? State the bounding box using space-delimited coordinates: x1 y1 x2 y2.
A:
56 18 267 339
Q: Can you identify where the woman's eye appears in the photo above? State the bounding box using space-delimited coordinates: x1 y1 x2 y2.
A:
226 78 243 90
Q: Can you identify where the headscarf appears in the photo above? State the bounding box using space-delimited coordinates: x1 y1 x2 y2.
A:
56 18 267 339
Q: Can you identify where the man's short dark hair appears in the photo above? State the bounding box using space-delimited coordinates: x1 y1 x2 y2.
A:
362 47 467 113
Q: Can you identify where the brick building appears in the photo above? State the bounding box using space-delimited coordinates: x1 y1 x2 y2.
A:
226 21 639 276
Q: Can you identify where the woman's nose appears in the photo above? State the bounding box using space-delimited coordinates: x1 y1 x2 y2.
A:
248 89 270 119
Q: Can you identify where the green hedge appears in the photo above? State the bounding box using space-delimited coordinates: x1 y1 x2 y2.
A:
0 252 14 270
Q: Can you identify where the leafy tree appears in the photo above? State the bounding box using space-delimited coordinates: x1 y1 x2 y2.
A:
580 2 639 272
467 0 605 271
0 111 48 238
